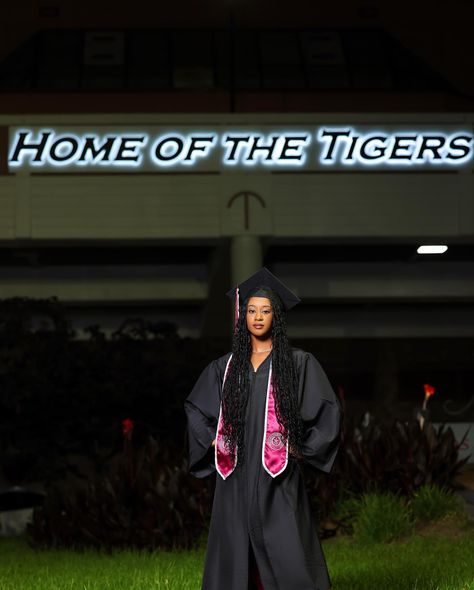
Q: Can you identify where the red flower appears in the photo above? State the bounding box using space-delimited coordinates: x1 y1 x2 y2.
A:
122 418 134 437
423 384 435 397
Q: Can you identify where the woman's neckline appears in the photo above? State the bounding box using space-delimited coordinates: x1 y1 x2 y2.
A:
250 350 272 374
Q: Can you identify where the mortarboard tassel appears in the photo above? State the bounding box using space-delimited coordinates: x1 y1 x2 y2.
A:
234 285 239 331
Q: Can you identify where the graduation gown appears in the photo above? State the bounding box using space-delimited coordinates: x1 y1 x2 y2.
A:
184 348 342 590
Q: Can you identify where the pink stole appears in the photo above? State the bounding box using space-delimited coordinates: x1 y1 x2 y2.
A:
215 353 289 480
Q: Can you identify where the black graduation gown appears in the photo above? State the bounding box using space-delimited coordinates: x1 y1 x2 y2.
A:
184 348 342 590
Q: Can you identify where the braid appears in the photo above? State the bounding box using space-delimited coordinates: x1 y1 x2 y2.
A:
220 288 305 469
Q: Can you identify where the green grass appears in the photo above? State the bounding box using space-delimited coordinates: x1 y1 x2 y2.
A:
325 519 474 590
409 484 464 524
1 518 474 590
351 491 414 543
0 537 204 590
330 485 468 546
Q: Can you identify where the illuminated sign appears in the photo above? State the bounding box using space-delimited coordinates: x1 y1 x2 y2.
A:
7 126 474 172
317 128 473 167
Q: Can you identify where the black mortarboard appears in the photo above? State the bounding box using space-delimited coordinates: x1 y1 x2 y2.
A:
226 267 301 328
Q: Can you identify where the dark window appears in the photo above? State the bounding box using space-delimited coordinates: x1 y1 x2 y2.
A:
0 27 452 93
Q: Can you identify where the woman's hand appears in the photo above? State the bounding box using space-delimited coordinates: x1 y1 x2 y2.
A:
211 439 216 447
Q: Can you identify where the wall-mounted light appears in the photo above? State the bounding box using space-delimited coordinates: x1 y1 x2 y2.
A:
417 245 448 254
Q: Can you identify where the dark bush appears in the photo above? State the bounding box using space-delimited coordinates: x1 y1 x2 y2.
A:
304 411 470 536
26 435 213 552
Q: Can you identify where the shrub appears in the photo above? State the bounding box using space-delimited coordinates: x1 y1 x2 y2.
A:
341 416 471 496
26 435 213 552
409 483 464 524
351 491 413 544
326 490 362 536
302 413 470 531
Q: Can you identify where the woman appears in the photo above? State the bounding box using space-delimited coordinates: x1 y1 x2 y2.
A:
184 267 342 590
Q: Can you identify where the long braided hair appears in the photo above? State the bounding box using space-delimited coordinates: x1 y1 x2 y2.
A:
220 286 305 469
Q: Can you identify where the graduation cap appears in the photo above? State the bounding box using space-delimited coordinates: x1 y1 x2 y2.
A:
226 267 301 328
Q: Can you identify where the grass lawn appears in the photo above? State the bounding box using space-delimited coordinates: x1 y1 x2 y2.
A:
0 515 473 589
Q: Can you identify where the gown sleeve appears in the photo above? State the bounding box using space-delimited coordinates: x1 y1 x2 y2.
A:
297 352 342 474
184 359 222 478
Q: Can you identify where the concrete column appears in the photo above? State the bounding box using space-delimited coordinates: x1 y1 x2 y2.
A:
230 235 263 286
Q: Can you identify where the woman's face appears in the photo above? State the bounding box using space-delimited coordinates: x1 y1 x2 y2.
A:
246 296 273 339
